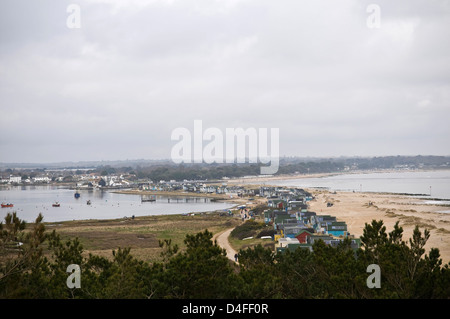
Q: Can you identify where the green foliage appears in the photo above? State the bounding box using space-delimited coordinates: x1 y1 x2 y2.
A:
0 213 46 297
154 230 237 298
230 220 266 240
236 245 280 298
275 246 317 298
256 228 276 238
311 238 367 298
134 163 263 181
1 213 449 299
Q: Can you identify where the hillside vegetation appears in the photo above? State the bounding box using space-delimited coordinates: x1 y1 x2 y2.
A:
1 212 449 298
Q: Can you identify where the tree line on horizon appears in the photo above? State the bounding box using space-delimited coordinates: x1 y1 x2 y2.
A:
96 155 450 182
1 212 449 299
2 155 449 182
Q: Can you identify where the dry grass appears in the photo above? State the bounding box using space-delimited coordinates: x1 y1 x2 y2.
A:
45 212 242 262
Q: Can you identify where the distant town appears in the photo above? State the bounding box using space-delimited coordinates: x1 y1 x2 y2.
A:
0 169 138 189
0 161 361 253
1 155 449 188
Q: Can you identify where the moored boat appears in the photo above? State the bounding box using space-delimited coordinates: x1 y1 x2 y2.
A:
141 195 156 202
52 202 60 207
1 203 14 208
141 198 156 202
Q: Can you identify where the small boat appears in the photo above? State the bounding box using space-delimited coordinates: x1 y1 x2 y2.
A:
1 203 14 208
74 192 81 198
52 202 60 207
141 195 156 202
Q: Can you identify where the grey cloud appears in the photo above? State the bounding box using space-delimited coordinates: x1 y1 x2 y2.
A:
1 0 449 163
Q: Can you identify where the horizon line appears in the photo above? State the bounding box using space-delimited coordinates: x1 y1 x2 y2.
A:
1 154 450 167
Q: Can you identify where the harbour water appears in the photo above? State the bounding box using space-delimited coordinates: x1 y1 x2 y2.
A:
270 170 450 201
0 186 235 223
2 170 450 222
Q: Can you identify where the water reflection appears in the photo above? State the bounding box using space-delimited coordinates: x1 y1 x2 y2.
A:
0 186 234 223
268 170 450 200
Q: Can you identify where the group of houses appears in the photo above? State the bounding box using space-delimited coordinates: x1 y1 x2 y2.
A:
0 174 51 185
261 188 361 254
0 172 138 189
140 180 257 197
76 174 135 188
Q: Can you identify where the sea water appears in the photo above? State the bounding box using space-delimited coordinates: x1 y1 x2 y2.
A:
0 186 234 222
270 170 450 200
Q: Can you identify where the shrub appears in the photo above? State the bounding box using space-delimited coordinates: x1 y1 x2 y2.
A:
230 220 266 240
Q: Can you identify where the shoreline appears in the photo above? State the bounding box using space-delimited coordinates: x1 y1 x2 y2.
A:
304 188 450 264
39 188 450 264
2 170 449 264
225 168 450 185
114 187 450 205
18 185 448 264
112 189 250 206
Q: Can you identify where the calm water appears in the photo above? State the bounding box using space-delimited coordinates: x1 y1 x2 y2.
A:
271 170 450 200
0 186 234 223
3 170 450 222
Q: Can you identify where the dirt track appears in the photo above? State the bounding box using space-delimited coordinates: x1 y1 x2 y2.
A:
213 228 238 263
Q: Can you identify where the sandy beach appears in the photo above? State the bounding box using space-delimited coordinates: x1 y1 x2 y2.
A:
304 189 450 264
222 170 450 264
225 172 340 184
114 174 450 264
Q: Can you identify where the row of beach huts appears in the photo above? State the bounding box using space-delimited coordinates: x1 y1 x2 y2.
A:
260 187 361 254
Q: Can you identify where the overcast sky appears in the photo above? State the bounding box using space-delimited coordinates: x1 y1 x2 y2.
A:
1 0 449 164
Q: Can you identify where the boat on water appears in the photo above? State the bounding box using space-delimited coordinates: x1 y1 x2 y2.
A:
141 198 156 203
141 198 156 202
74 192 81 198
52 202 60 207
1 203 14 208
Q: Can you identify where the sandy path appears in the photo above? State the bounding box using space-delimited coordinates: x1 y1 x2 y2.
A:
214 228 238 263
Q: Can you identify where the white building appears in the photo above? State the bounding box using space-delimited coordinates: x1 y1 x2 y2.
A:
33 176 51 183
9 175 21 183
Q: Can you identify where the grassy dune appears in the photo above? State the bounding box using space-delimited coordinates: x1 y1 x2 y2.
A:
44 212 243 262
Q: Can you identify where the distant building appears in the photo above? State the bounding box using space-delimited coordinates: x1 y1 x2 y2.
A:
327 221 348 237
9 175 21 184
308 234 334 245
288 201 308 211
33 176 51 183
295 229 314 244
